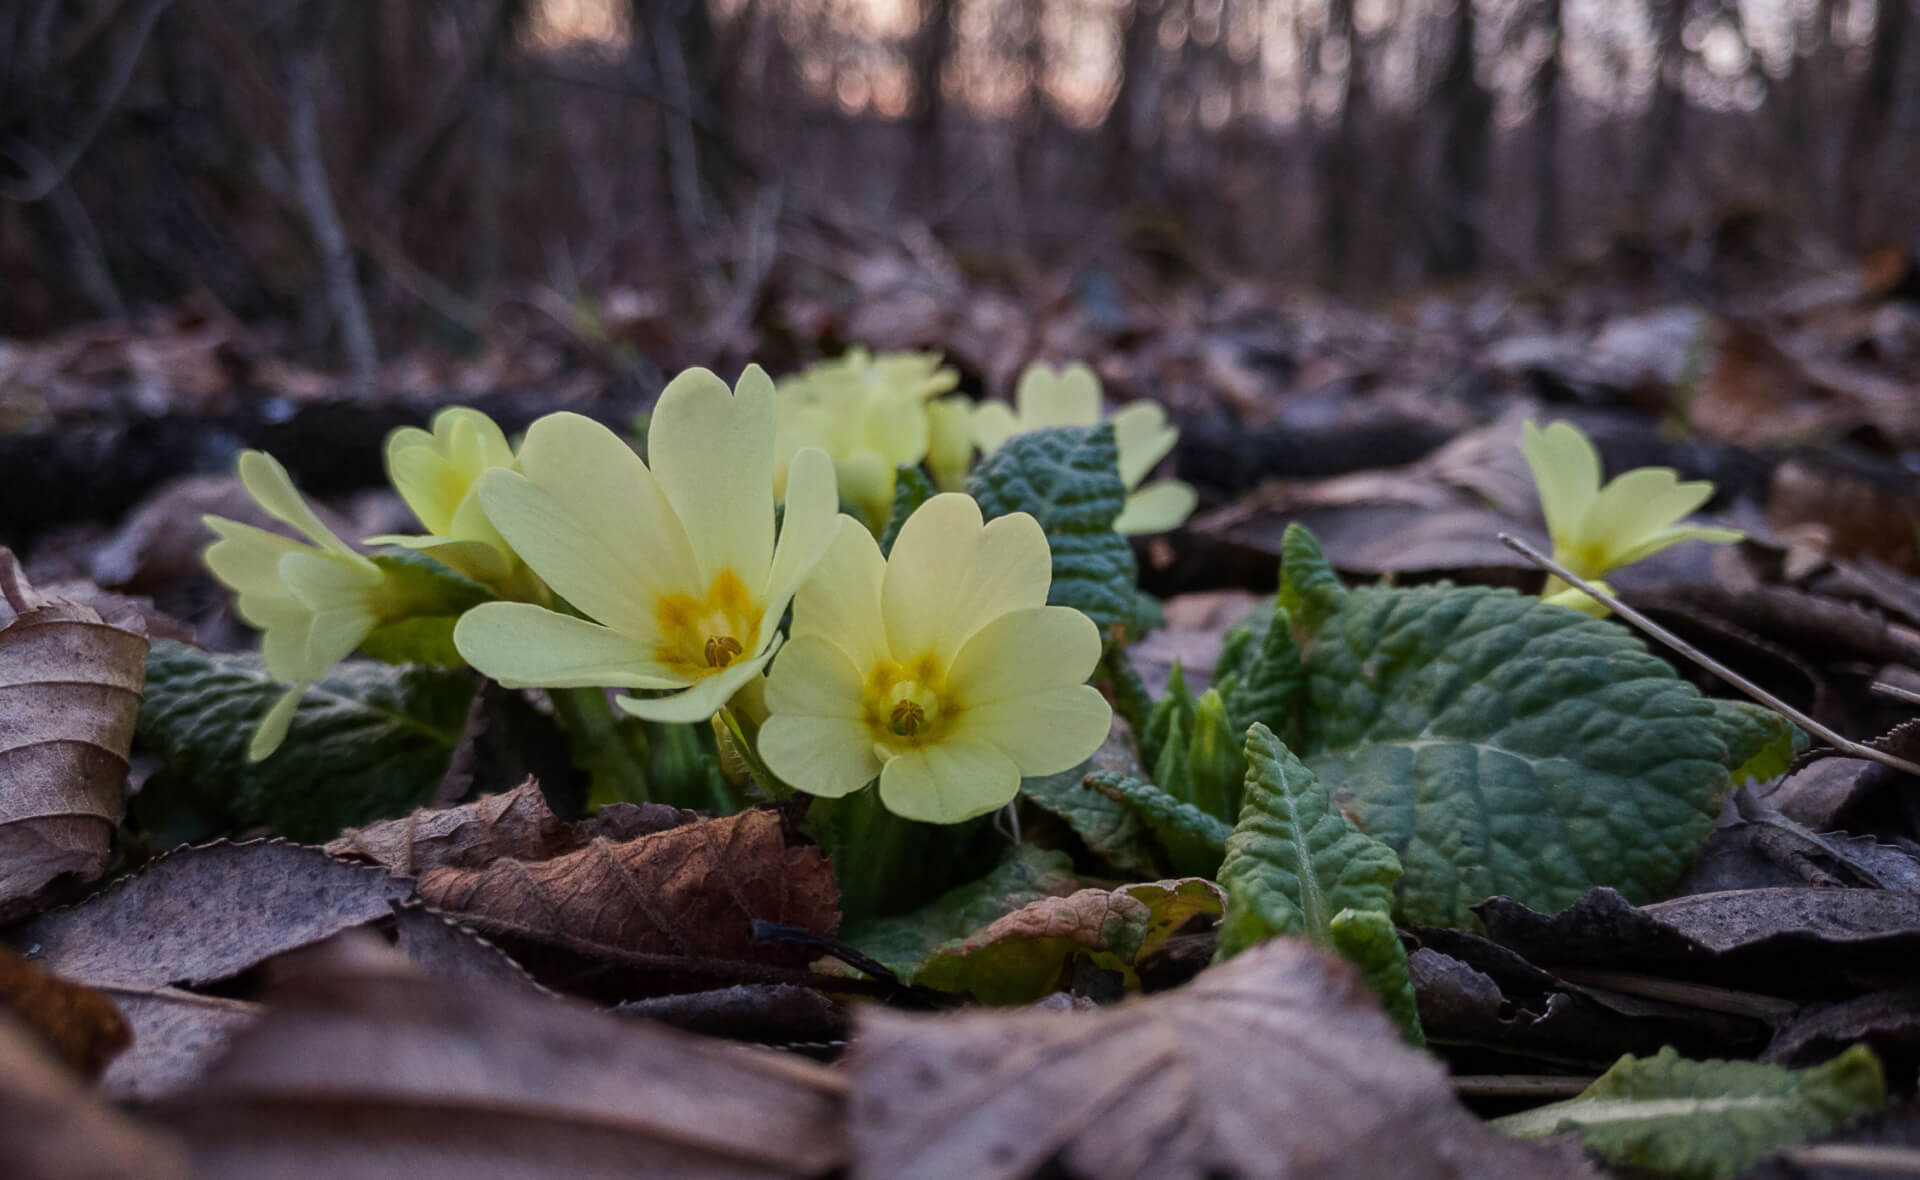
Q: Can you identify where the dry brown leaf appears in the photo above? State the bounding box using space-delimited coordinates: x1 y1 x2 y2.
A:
325 779 578 873
0 1014 191 1180
159 934 847 1179
0 945 129 1078
0 550 148 921
7 839 415 1098
846 936 1598 1180
388 902 555 1000
418 807 838 969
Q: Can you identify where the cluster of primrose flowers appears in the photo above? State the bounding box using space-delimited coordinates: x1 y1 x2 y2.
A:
207 354 1190 825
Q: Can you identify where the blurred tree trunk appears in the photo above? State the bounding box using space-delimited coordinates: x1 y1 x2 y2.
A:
1842 0 1912 242
1636 0 1689 216
910 0 953 208
1429 0 1489 276
1532 0 1563 264
632 0 725 242
1105 0 1161 203
1318 0 1361 279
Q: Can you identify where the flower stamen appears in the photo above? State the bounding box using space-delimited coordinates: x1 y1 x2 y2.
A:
706 635 744 667
889 699 926 736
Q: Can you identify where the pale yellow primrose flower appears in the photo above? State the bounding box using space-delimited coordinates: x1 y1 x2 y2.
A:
924 397 975 492
368 406 531 595
203 453 399 760
758 493 1112 824
453 366 840 723
972 362 1198 535
774 348 960 532
1521 419 1742 614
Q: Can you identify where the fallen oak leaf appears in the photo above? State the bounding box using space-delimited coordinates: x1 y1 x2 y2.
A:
0 550 148 921
417 807 838 971
158 933 847 1179
846 935 1600 1180
0 1014 191 1180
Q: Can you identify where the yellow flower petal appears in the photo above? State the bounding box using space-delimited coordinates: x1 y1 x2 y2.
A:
385 436 467 536
1110 402 1177 489
954 683 1112 775
925 397 974 491
880 493 985 662
454 602 682 689
765 634 868 719
789 519 889 672
248 684 305 762
838 448 896 534
237 451 357 557
1113 479 1198 535
971 401 1020 453
1520 421 1600 549
877 740 1022 824
648 366 776 589
945 604 1102 706
1578 467 1715 569
757 714 881 798
614 647 777 723
864 392 931 468
203 517 305 605
1015 362 1101 428
1607 523 1744 569
763 446 842 635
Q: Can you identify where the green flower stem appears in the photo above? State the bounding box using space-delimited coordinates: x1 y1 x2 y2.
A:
718 706 794 802
549 685 651 807
806 787 1003 926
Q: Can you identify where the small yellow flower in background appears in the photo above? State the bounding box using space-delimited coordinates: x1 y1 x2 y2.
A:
774 348 960 532
972 361 1198 535
924 397 974 492
1520 419 1743 614
454 366 840 723
204 453 399 760
369 406 533 595
757 493 1112 824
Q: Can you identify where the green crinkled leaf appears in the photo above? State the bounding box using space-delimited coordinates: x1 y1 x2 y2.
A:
1215 723 1403 959
1217 601 1308 746
878 464 934 556
1142 660 1197 771
1492 1044 1885 1180
1278 523 1742 929
911 878 1225 1005
841 844 1078 976
1084 772 1229 878
135 639 473 842
1328 907 1423 1047
1188 689 1243 821
356 550 493 666
1022 763 1161 877
1100 644 1155 742
967 424 1138 631
1153 709 1195 805
1712 700 1800 786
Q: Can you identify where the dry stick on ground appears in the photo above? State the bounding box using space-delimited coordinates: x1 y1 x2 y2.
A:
1497 533 1920 780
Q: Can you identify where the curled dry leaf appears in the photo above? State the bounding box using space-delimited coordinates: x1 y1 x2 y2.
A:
325 778 693 876
7 839 415 1099
0 1014 191 1180
159 937 847 1179
0 946 129 1080
0 550 148 921
417 807 838 970
846 936 1600 1180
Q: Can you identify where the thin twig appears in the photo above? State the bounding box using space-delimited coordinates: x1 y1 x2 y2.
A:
1777 1144 1920 1173
1870 681 1920 708
1497 533 1920 780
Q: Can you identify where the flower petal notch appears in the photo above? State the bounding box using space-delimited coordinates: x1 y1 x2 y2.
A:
1520 420 1742 612
759 493 1112 824
454 366 840 723
973 361 1195 535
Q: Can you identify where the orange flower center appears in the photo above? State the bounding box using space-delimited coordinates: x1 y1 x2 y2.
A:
654 569 762 679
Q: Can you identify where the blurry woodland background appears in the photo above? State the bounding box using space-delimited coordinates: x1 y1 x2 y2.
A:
4 0 1917 371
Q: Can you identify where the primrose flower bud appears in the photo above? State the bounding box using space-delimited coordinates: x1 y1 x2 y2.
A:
973 361 1197 535
453 366 840 723
758 493 1112 824
369 406 533 596
1520 420 1742 612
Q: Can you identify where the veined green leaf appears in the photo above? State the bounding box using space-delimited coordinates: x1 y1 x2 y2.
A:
134 639 473 842
1711 700 1800 786
1492 1044 1885 1179
1142 660 1197 771
967 424 1137 631
1279 523 1742 928
841 843 1078 976
1188 689 1244 821
1328 908 1423 1046
1084 771 1230 878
